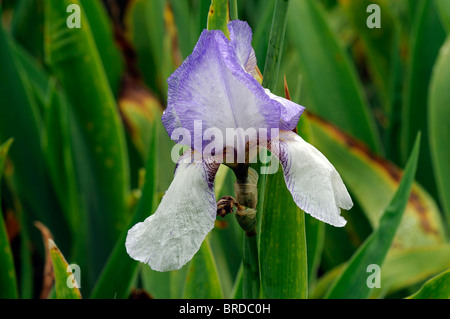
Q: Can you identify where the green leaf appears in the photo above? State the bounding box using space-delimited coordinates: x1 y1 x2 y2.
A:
210 167 243 298
435 0 450 33
11 0 44 61
125 0 164 95
119 80 163 160
287 0 381 153
78 0 124 96
308 114 446 249
259 169 308 299
90 123 158 299
183 238 224 299
340 0 399 113
229 0 238 20
48 239 82 299
261 0 289 90
325 134 421 299
256 0 309 300
44 0 130 276
252 0 275 71
44 81 83 243
312 244 450 299
124 0 176 101
0 139 18 299
428 35 450 229
373 245 450 298
305 214 325 287
167 0 196 59
401 0 445 200
242 233 260 299
231 263 243 299
140 264 171 299
207 0 230 37
9 38 48 113
407 268 450 299
0 19 70 250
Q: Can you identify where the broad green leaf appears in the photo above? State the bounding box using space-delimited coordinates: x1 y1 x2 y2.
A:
0 139 18 299
0 19 69 250
90 123 158 299
43 81 91 282
44 0 130 276
125 0 177 101
326 134 421 299
408 269 450 299
168 0 196 58
183 238 224 299
169 263 190 299
229 0 238 20
210 166 243 298
11 0 44 61
340 0 399 113
9 38 48 113
401 0 445 199
257 0 308 300
119 79 163 160
429 36 450 229
242 233 260 299
373 245 450 298
48 239 82 299
231 263 243 299
287 0 381 153
312 244 450 299
44 81 82 239
435 0 450 33
207 0 230 37
252 0 275 71
140 264 171 299
79 0 124 96
260 169 308 299
308 113 446 249
305 214 324 287
48 239 81 299
261 0 289 90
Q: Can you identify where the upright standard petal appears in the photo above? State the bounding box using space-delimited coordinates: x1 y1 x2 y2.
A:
163 29 281 151
228 20 258 77
270 130 353 227
125 151 219 271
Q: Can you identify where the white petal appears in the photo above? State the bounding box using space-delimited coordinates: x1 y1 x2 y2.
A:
270 131 353 227
125 151 219 271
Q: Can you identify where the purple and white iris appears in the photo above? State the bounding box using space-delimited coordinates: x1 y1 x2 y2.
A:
125 20 353 272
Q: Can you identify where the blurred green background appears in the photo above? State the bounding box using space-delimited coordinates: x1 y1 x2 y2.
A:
0 0 449 299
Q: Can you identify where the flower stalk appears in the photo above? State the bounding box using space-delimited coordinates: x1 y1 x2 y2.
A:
233 167 260 298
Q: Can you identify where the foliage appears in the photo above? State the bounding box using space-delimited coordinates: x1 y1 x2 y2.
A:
0 0 449 299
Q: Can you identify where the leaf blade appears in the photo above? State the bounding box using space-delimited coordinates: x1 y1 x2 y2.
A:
0 139 19 299
325 134 421 299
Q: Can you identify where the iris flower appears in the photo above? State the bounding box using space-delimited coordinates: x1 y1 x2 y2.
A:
126 20 353 272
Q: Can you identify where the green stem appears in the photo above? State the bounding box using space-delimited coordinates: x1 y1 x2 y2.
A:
262 0 289 91
229 0 238 20
242 235 260 298
234 168 260 298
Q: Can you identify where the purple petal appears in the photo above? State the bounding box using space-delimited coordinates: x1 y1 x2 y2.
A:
228 20 258 77
165 29 281 151
264 89 305 131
